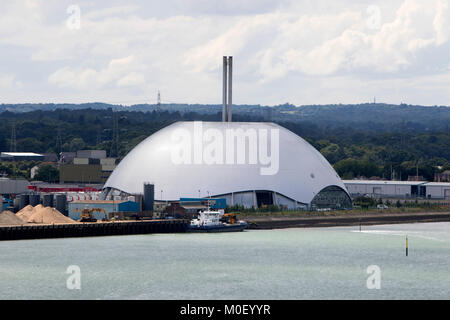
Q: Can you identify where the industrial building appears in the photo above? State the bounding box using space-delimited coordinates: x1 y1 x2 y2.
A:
102 121 352 210
59 150 118 183
164 198 227 218
12 193 68 214
0 177 30 194
28 182 102 193
423 183 450 200
102 57 351 211
343 180 450 200
0 152 45 161
42 153 58 162
180 198 226 210
59 152 76 164
435 170 450 182
68 200 140 220
76 150 107 159
60 164 104 183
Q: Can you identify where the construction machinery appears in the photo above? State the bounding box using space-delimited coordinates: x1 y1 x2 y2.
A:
74 206 107 222
220 213 237 225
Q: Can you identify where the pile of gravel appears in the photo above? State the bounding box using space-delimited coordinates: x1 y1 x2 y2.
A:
16 205 36 222
0 211 25 225
27 206 77 224
15 204 78 224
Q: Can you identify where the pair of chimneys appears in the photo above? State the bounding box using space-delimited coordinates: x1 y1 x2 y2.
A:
222 56 233 122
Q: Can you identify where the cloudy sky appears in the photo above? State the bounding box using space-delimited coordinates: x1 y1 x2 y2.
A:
0 0 449 106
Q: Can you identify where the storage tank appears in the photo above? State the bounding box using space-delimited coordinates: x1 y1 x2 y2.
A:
55 194 67 216
43 194 54 207
143 183 154 211
18 194 30 210
29 194 40 206
13 198 19 212
134 194 143 211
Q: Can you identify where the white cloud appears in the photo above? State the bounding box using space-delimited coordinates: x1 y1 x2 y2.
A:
266 0 449 77
0 75 23 89
434 0 450 45
117 72 146 87
183 0 449 81
0 0 449 105
48 55 147 90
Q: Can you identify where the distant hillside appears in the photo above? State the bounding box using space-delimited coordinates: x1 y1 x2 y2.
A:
1 102 449 132
0 105 448 181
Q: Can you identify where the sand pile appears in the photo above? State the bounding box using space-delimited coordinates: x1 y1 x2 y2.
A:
27 206 77 224
0 211 25 225
16 204 38 222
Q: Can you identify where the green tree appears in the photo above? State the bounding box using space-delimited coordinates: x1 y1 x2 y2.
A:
0 135 7 151
334 159 381 179
353 196 376 209
17 138 44 152
34 164 59 183
67 138 86 152
320 143 344 164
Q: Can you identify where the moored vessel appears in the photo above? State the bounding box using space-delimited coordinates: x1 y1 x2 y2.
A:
187 209 248 232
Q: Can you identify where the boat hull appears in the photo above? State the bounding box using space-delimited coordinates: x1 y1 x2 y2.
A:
187 222 248 233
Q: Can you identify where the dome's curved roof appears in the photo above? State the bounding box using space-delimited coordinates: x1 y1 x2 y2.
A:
104 121 348 203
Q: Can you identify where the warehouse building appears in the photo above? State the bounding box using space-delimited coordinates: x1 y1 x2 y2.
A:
59 152 76 164
424 183 450 200
42 153 58 162
60 164 104 183
102 121 352 210
28 182 102 193
68 200 140 220
0 152 44 161
343 180 450 200
59 151 118 183
0 177 30 194
76 150 107 159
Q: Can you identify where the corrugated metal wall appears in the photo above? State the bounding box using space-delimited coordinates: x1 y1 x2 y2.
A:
68 201 139 220
0 179 30 194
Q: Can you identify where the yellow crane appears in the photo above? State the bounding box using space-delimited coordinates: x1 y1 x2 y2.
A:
74 206 107 222
220 213 237 225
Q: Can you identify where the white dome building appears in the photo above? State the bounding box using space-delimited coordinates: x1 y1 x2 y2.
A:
102 121 352 210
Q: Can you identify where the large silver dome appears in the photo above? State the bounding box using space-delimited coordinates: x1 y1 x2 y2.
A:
103 121 351 209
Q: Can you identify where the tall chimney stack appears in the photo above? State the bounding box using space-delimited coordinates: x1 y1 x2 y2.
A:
222 56 228 122
222 56 233 122
227 56 232 122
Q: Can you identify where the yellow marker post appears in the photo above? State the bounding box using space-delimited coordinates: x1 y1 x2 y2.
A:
406 235 408 257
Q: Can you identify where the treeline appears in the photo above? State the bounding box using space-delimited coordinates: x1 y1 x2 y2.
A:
2 102 449 131
0 107 449 181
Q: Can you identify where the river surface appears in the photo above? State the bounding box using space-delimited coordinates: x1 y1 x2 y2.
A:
1 222 449 299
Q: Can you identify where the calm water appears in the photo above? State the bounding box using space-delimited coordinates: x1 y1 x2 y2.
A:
0 222 449 300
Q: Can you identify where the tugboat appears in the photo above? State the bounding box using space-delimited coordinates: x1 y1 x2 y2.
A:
187 209 248 233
